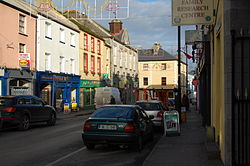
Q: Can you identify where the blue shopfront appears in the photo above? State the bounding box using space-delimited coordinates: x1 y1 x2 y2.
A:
36 72 80 111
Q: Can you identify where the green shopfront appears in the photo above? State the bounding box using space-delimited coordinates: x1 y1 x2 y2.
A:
80 80 102 109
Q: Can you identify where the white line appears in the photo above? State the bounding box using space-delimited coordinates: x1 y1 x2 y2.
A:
45 147 86 166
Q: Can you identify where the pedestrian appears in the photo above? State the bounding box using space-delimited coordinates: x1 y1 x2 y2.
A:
110 95 116 104
182 94 190 112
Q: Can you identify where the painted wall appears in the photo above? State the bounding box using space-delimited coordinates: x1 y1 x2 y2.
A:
36 14 79 74
0 3 36 69
211 0 225 163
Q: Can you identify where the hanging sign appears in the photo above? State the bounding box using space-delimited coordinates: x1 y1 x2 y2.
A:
172 0 214 26
19 53 30 68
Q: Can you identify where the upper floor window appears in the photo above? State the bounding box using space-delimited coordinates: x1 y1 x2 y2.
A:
70 33 75 47
45 22 52 39
161 63 166 70
19 43 25 53
91 37 95 53
143 77 148 86
97 40 101 54
91 55 95 74
45 53 51 71
70 58 75 74
143 64 148 71
161 77 166 85
59 56 65 73
84 33 88 51
60 28 65 44
19 14 26 34
84 53 88 73
97 57 101 75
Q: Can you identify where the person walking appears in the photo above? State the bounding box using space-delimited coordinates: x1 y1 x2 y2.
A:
182 94 190 112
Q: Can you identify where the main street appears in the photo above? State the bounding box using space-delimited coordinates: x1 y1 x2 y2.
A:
0 114 161 166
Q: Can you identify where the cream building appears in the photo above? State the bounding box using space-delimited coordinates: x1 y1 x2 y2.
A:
138 43 186 103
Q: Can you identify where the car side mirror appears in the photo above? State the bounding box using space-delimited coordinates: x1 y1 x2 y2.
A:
149 115 154 119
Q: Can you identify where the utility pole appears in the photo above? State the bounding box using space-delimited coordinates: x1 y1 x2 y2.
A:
178 26 182 123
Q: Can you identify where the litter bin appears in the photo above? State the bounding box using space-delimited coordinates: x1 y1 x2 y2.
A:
163 110 181 136
63 103 71 114
71 102 78 112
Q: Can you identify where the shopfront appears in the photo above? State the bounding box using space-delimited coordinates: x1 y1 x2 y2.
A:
36 72 80 111
0 69 36 96
80 80 102 109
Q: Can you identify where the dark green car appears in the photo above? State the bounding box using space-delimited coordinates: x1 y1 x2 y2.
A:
82 105 154 151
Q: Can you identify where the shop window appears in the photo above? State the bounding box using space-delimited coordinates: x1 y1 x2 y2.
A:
162 77 166 85
143 77 148 86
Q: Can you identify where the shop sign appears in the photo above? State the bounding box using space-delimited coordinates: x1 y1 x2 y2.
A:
172 0 214 26
40 75 69 81
185 30 202 45
19 53 30 68
102 74 109 80
80 80 101 87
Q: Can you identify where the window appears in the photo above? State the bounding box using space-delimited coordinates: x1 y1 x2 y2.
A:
161 77 166 85
84 53 88 73
45 53 51 71
45 22 52 39
70 33 75 47
84 33 88 50
143 64 148 71
97 40 101 54
143 77 148 86
19 43 25 53
91 37 95 53
59 56 65 73
70 59 75 74
97 57 101 75
19 14 26 34
60 28 65 43
91 55 95 74
161 63 166 70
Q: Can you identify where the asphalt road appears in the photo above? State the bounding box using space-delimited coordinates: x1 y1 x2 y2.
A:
0 115 162 166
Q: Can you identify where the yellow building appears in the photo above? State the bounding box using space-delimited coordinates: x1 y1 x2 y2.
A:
138 43 187 106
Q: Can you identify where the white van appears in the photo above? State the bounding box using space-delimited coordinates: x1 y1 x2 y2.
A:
94 87 122 108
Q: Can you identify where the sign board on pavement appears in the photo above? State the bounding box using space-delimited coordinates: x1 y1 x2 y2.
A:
172 0 214 26
163 111 180 136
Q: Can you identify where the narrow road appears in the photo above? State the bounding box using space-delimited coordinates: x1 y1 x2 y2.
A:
0 115 161 166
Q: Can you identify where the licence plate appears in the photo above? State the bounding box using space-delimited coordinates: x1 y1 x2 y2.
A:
98 124 117 130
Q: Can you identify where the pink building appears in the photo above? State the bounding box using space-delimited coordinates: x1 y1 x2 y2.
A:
0 0 37 96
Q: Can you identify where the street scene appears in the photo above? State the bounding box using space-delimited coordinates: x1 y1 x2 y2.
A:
0 0 250 166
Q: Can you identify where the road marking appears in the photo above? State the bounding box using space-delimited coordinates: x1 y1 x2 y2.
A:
45 147 86 166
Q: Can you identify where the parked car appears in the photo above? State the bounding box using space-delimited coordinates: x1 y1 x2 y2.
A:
82 105 154 151
135 100 167 128
0 95 56 130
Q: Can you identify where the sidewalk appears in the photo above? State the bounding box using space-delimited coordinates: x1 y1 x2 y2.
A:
143 106 224 166
56 108 95 120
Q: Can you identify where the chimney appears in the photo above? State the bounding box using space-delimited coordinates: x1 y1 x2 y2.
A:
109 19 123 35
153 42 161 55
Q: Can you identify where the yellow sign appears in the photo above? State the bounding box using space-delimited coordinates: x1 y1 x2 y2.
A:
172 0 214 26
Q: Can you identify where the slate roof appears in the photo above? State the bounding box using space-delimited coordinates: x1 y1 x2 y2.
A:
138 48 178 61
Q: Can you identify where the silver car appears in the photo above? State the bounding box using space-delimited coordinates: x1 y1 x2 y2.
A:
136 100 167 127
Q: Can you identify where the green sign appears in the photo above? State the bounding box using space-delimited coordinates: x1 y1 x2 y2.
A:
80 80 101 88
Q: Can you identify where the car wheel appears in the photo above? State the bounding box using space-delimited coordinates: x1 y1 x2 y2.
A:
18 115 30 131
86 143 95 150
135 135 143 152
47 113 56 126
149 131 154 141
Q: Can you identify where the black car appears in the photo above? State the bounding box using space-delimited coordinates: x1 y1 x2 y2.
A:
0 95 56 130
82 105 154 151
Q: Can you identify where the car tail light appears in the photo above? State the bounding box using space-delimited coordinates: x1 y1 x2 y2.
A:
83 122 92 131
2 107 16 112
157 111 163 118
124 123 135 133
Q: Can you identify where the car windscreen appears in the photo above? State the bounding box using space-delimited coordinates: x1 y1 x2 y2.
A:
0 98 13 106
92 107 133 119
136 103 161 111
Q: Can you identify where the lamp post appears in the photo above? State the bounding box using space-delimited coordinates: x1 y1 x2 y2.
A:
178 26 182 123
